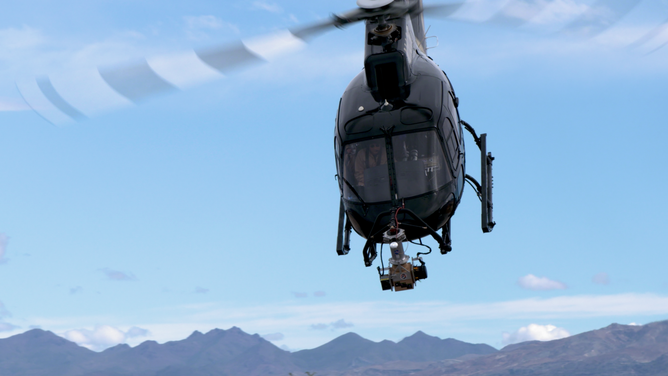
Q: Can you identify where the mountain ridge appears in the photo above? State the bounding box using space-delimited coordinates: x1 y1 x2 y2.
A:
1 320 667 375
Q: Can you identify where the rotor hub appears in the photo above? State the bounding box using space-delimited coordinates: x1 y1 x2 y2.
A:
372 23 397 36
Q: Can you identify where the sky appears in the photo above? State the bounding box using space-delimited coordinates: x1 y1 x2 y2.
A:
1 0 668 352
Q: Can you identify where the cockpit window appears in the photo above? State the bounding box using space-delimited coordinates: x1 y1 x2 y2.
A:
339 131 451 203
341 139 390 203
392 131 452 198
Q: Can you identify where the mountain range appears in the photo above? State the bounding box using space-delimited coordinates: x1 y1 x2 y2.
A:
1 320 667 375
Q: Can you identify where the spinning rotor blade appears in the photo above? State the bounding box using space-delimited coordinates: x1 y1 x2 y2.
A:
560 0 643 37
629 16 668 54
16 29 312 125
16 1 449 125
425 0 643 36
15 0 663 125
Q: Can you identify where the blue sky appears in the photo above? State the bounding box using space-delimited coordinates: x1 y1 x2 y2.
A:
1 0 668 351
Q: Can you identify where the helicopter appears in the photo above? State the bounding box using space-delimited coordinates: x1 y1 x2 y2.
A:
16 0 494 293
18 0 655 292
331 0 494 292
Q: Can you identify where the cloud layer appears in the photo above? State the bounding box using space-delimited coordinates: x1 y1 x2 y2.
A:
18 293 668 351
518 274 568 291
62 325 150 351
502 324 571 346
310 319 354 331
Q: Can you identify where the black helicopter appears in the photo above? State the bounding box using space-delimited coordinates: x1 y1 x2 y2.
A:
17 0 495 292
331 0 494 292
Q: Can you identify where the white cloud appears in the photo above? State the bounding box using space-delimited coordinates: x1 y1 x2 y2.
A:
62 325 150 351
172 293 668 335
0 322 19 332
518 274 567 291
99 268 137 281
0 25 45 50
18 293 668 351
251 1 283 14
184 15 225 31
0 302 10 319
183 16 239 41
309 319 353 331
0 233 8 263
126 326 151 338
331 319 354 329
593 272 610 285
502 324 571 346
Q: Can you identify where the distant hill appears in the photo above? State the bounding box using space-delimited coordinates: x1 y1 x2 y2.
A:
291 331 496 371
411 320 668 376
1 320 667 375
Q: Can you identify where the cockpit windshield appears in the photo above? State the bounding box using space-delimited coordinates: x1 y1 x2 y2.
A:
340 131 452 203
341 138 391 203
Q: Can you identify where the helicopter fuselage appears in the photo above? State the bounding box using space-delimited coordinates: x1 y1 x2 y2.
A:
334 11 465 243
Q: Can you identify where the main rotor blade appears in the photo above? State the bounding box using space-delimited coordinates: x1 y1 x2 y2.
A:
560 0 643 37
423 0 656 50
17 29 311 125
628 16 668 54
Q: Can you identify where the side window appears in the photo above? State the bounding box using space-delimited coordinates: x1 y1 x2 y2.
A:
448 91 461 140
444 117 459 171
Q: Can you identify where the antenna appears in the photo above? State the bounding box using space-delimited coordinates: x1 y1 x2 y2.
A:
425 25 439 50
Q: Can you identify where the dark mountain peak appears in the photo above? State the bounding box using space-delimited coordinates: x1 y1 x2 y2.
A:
134 340 160 350
338 331 364 339
409 330 430 338
1 328 92 353
400 330 440 344
322 332 375 349
102 343 131 353
204 328 226 336
187 330 204 339
17 328 58 339
202 327 250 339
0 328 96 375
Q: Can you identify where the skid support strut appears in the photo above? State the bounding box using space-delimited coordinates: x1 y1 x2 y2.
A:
336 198 351 255
462 120 496 233
480 134 496 233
